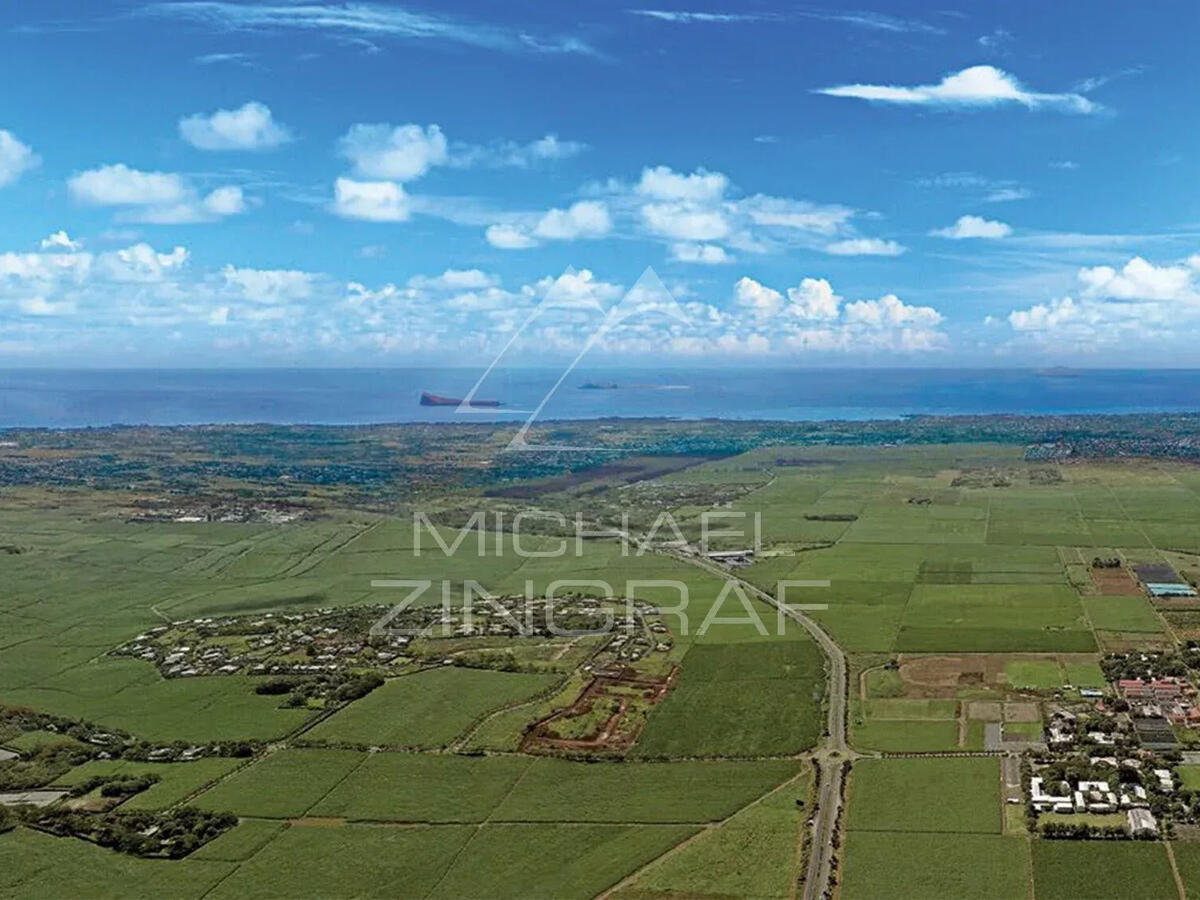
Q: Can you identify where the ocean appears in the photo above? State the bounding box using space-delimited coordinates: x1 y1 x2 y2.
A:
2 368 1200 428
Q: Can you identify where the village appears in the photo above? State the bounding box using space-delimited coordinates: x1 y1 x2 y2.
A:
110 591 674 685
1023 658 1200 840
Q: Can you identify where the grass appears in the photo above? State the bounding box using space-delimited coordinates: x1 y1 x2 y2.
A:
193 749 364 818
206 824 475 900
1004 659 1064 689
1082 595 1165 634
427 824 698 900
846 757 1001 834
840 832 1028 900
1031 840 1177 900
1064 660 1108 689
309 753 532 822
492 757 800 824
0 827 235 899
633 639 824 758
189 819 286 862
53 757 242 810
851 718 961 753
1176 765 1200 790
611 771 809 900
896 584 1094 653
305 667 559 748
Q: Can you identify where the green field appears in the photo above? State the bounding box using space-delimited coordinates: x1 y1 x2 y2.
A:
305 667 560 748
53 757 242 810
8 435 1200 898
611 771 809 900
846 758 1001 834
194 749 365 818
1031 840 1177 900
633 639 825 757
491 758 800 823
840 832 1029 900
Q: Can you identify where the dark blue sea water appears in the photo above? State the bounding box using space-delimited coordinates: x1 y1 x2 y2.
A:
2 368 1200 428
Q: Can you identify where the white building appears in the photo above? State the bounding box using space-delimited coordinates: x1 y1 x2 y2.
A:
1127 808 1159 836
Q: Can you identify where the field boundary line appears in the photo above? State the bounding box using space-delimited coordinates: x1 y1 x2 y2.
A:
420 755 539 899
595 768 811 900
1166 840 1186 900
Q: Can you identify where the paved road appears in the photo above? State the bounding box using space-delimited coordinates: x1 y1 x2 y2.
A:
664 550 849 900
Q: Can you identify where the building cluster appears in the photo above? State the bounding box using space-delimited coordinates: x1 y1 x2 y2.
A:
1118 677 1200 727
111 607 409 679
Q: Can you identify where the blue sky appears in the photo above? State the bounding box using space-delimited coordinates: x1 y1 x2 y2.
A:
2 0 1199 366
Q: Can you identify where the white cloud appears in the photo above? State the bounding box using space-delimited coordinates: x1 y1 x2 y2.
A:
641 203 730 241
741 195 854 234
636 165 729 202
408 269 499 291
824 238 905 256
786 278 842 320
68 164 244 224
332 177 410 222
533 201 612 240
179 101 292 151
931 215 1012 239
734 276 784 317
629 10 765 23
69 164 188 206
1078 255 1199 302
202 186 247 216
451 133 587 168
485 224 537 249
338 123 448 182
844 293 942 328
18 296 74 316
1008 296 1083 332
983 187 1032 203
144 2 598 57
817 65 1098 114
96 243 189 282
0 130 38 188
40 231 81 251
222 265 314 304
671 243 731 264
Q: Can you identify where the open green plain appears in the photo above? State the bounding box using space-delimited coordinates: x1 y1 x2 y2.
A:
4 428 1200 897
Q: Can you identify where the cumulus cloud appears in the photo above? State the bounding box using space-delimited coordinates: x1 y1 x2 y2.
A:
68 164 246 224
331 177 410 222
222 265 313 304
729 274 943 352
0 130 38 187
485 223 537 249
636 165 729 202
786 278 842 320
485 202 612 249
817 65 1098 114
338 123 449 182
40 231 81 251
97 243 189 282
533 201 612 240
734 276 784 318
1077 255 1200 302
931 215 1012 239
69 164 188 207
641 203 730 241
587 165 864 263
824 238 905 256
179 101 292 151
